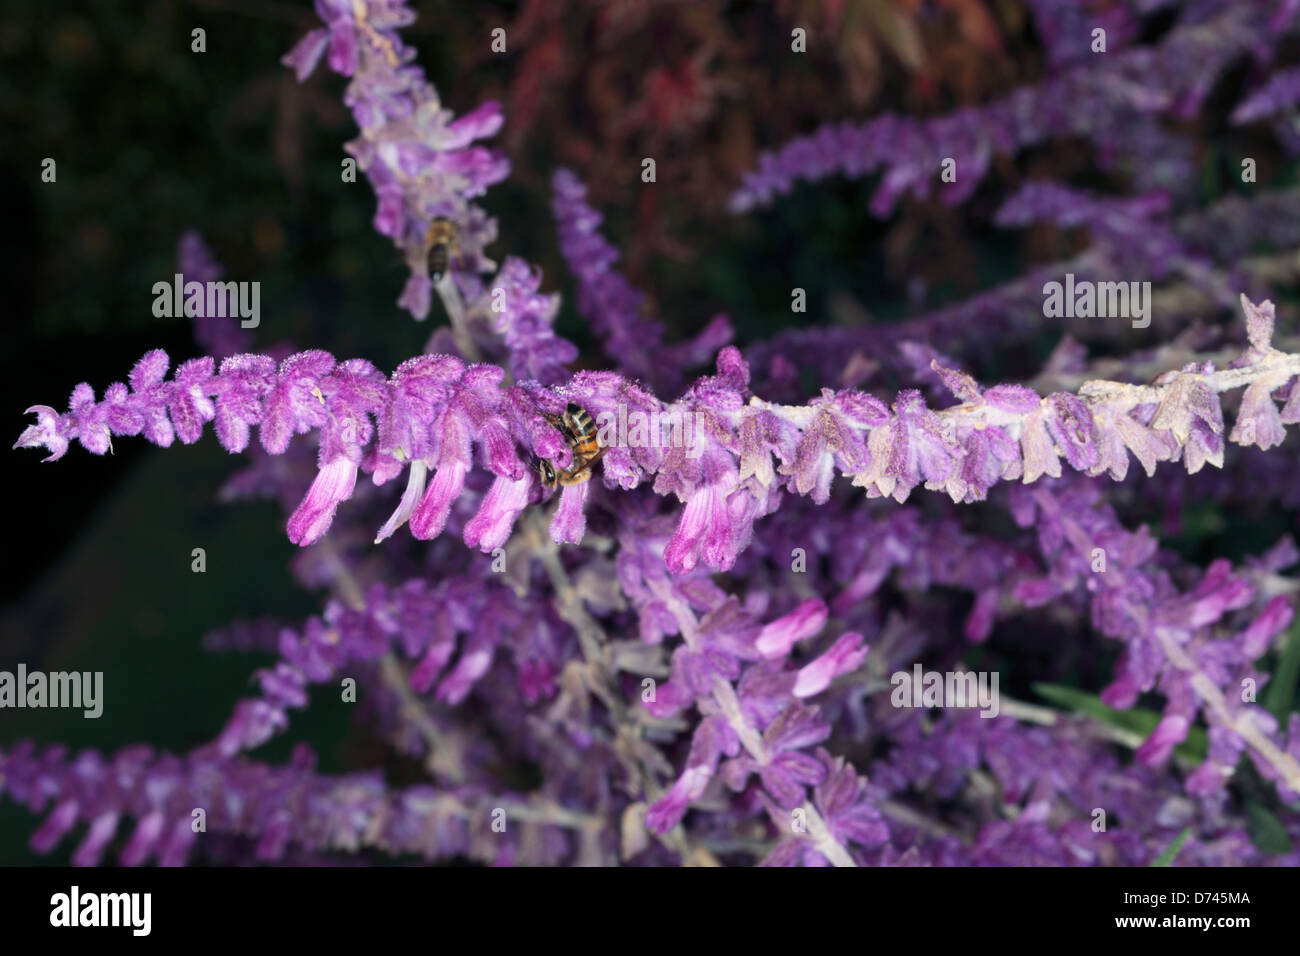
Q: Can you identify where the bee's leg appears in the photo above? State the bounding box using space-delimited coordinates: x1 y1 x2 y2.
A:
557 468 592 487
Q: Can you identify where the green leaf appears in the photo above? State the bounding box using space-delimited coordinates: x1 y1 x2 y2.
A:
1264 618 1300 722
1245 801 1293 855
1151 828 1191 867
1032 683 1208 763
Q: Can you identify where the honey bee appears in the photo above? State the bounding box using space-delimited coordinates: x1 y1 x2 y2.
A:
535 402 606 489
425 217 459 283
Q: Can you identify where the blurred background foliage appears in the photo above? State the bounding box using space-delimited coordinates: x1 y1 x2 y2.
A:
1 0 1295 862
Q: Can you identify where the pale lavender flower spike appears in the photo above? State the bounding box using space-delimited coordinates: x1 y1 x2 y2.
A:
15 297 1300 572
282 0 509 319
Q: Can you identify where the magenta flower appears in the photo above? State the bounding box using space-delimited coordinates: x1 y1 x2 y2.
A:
287 457 359 546
1136 714 1191 767
793 633 868 698
755 598 828 659
409 460 467 540
664 474 738 574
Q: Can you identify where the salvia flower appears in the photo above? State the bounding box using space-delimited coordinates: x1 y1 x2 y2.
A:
16 296 1300 571
730 2 1291 214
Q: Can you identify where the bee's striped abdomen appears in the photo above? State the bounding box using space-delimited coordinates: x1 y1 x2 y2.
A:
562 403 600 458
425 217 457 283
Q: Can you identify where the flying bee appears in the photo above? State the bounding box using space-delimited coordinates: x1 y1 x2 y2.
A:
425 216 459 283
535 402 606 489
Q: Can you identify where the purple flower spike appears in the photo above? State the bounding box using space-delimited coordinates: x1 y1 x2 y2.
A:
18 289 1300 566
281 0 508 319
552 168 734 392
